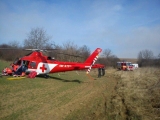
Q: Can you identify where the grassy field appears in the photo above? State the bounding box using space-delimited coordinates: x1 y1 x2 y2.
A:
0 60 118 120
112 67 160 120
0 60 160 120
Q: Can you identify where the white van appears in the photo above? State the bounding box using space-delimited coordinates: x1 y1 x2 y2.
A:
131 64 138 69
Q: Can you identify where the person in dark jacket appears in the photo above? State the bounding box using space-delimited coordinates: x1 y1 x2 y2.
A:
98 67 102 78
102 67 105 76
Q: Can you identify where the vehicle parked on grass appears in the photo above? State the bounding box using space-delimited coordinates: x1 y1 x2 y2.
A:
117 62 137 71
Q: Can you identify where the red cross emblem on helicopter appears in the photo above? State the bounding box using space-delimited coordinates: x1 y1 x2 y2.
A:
40 64 47 72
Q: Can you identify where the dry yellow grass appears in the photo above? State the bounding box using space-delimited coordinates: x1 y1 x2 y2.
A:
111 67 160 120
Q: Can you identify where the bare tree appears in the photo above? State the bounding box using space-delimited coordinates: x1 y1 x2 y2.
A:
61 41 76 61
98 48 120 67
102 49 112 58
0 44 21 61
79 45 90 61
137 49 154 67
8 40 20 48
0 44 11 60
63 41 78 54
156 53 160 66
23 27 51 49
158 53 160 59
142 50 153 59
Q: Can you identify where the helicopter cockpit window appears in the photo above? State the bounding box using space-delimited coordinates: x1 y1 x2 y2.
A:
30 62 36 68
17 60 21 65
22 60 29 66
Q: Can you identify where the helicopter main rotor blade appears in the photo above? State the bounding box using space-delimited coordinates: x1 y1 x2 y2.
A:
57 53 82 58
24 48 58 52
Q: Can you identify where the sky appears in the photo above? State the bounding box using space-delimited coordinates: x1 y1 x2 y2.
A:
0 0 160 58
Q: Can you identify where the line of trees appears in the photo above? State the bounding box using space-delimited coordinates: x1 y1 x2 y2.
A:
0 27 120 67
137 50 160 67
2 27 159 68
98 49 120 68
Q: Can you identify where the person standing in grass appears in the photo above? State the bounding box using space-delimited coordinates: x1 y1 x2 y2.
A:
102 67 105 76
98 67 102 78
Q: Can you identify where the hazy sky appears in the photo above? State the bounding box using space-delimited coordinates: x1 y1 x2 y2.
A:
0 0 160 58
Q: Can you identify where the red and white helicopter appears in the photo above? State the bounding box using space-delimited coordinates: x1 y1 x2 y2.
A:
2 48 104 78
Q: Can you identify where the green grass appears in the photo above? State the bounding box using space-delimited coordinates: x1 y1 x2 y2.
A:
1 70 115 119
0 73 86 120
1 60 116 120
2 60 159 120
0 60 11 71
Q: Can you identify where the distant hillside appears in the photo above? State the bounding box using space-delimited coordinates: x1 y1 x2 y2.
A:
119 58 138 63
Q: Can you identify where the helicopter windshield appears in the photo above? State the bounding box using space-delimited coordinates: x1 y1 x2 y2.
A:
13 59 21 65
21 60 30 67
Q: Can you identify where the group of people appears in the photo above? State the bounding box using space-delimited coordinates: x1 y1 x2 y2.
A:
2 67 12 76
2 60 28 77
13 64 27 76
98 67 105 78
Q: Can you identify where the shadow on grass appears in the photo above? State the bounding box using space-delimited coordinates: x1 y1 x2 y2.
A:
37 75 82 83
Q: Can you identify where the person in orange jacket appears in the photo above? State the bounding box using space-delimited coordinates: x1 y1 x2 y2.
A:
2 67 12 76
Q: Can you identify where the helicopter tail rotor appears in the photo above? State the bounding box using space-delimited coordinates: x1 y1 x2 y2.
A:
85 48 102 74
86 55 99 74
